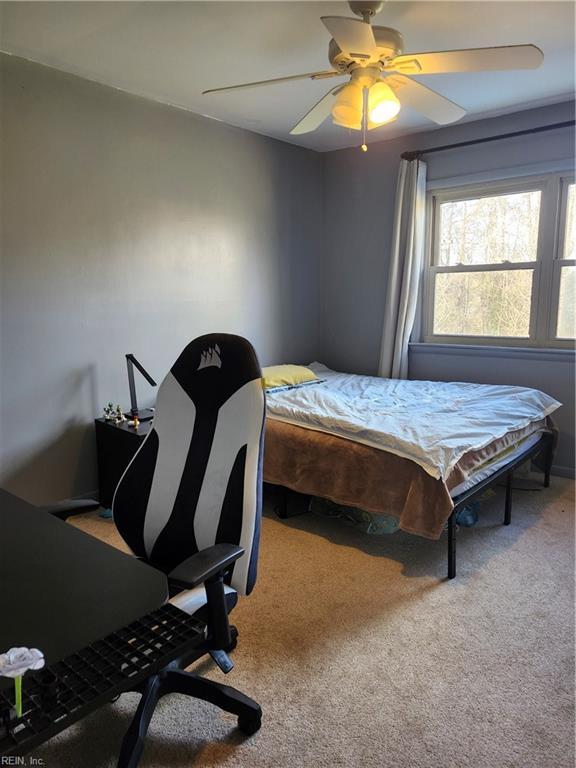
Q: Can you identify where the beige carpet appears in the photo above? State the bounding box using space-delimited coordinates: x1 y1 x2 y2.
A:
33 477 574 768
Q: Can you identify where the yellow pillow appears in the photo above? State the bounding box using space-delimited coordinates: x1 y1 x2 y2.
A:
262 364 318 390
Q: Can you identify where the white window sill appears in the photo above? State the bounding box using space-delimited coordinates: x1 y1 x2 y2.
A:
409 342 575 363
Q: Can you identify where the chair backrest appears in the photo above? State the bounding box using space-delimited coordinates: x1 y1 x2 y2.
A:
112 334 265 596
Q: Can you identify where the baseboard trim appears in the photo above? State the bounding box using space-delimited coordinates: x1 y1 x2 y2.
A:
551 465 575 479
74 489 100 502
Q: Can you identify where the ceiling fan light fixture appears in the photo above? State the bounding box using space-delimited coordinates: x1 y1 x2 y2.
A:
203 3 544 140
331 83 363 129
368 81 400 125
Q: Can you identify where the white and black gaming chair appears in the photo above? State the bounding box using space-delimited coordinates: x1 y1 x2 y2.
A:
111 333 265 768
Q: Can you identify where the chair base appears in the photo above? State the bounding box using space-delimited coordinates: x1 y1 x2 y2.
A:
117 663 261 768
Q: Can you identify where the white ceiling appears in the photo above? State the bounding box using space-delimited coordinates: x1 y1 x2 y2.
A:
0 1 574 152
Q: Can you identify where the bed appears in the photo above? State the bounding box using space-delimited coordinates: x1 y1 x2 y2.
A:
263 363 560 578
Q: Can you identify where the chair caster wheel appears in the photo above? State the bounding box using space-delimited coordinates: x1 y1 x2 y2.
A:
238 712 261 735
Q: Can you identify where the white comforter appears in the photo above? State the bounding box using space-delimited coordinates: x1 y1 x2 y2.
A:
266 363 561 480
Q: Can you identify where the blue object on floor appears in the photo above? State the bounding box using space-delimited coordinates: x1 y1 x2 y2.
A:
311 497 400 534
455 502 479 527
99 507 113 519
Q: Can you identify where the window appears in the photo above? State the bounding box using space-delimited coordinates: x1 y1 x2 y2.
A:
423 174 575 348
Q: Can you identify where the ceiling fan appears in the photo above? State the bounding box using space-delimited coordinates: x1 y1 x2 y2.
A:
203 1 544 148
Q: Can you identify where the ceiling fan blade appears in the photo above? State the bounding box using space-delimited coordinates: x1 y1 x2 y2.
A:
203 70 341 95
321 16 377 59
387 45 544 75
386 75 466 125
290 85 345 135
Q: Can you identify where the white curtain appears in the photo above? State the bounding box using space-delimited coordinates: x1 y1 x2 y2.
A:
378 158 427 379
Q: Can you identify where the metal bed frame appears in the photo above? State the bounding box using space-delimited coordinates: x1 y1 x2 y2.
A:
274 431 555 579
447 430 554 579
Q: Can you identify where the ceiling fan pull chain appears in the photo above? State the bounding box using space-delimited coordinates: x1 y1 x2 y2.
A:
361 86 369 152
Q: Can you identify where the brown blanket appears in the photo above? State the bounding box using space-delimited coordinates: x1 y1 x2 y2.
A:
263 417 552 540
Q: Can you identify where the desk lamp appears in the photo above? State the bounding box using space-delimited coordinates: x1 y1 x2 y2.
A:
125 354 157 421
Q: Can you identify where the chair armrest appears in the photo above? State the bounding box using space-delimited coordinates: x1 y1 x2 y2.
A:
38 499 101 521
168 544 245 652
168 544 244 590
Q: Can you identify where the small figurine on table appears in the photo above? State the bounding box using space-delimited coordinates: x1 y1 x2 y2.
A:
103 402 116 421
103 403 126 424
114 405 126 424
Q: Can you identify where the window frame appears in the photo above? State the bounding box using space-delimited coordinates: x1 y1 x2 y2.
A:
549 177 576 341
422 172 575 349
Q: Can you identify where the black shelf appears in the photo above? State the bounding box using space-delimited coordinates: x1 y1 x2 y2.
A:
0 604 206 757
95 418 151 508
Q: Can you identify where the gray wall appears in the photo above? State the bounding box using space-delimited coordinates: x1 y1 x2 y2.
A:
1 53 574 503
0 54 323 503
322 101 575 473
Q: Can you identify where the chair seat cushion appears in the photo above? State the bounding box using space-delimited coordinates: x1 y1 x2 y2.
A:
169 583 238 617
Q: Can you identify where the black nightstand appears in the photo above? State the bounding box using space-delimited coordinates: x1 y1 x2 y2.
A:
95 418 152 509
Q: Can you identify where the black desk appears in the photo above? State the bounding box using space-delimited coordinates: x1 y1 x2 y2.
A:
0 489 168 689
0 490 208 760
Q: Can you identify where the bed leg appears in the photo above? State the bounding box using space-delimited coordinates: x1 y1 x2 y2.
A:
447 512 456 580
504 471 513 526
275 487 311 519
275 487 289 519
543 433 553 489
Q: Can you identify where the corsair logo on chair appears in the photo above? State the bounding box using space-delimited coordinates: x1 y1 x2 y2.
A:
197 344 222 371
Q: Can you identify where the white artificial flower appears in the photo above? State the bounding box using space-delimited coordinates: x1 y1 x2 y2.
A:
0 647 45 678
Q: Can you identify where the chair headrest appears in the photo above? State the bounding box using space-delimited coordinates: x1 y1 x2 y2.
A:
170 333 262 408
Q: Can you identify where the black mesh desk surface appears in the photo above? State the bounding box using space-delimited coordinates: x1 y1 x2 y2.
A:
0 604 206 756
